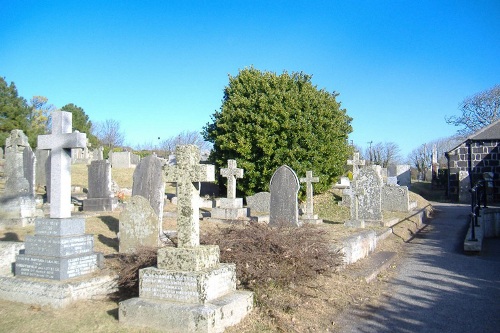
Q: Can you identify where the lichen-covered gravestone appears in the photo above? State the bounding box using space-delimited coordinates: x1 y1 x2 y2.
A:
119 145 253 333
269 165 301 227
0 129 41 228
346 165 383 227
211 159 248 219
119 195 160 253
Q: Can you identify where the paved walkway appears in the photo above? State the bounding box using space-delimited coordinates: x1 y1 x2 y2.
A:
338 202 500 333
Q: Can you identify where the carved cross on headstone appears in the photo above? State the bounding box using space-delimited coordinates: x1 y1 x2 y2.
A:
220 159 243 200
351 187 365 221
300 170 319 217
347 152 365 177
38 111 87 218
163 145 215 247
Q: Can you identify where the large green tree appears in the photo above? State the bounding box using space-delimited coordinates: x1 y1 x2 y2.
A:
203 67 353 197
61 103 99 147
0 77 29 147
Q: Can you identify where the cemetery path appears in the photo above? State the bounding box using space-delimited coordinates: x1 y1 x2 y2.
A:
336 202 500 333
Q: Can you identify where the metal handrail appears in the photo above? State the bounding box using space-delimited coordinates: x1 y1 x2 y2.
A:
469 180 487 241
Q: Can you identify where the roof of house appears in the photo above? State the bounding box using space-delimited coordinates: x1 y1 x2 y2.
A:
446 118 500 154
468 118 500 140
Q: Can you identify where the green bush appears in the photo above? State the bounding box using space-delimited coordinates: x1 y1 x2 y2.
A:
203 67 352 198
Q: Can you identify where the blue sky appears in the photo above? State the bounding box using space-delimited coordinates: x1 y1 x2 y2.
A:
1 1 499 159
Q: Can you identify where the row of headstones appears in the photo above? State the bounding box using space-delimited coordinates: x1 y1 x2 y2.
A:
3 112 251 331
343 152 417 227
71 145 141 168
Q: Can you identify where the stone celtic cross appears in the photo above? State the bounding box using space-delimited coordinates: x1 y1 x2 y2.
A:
220 159 243 199
38 111 87 218
300 170 319 217
163 145 215 247
347 152 365 177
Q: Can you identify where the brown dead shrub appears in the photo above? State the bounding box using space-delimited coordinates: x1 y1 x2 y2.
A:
201 223 342 289
110 246 158 301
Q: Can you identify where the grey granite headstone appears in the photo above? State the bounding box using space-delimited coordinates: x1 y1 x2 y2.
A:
83 160 117 211
132 154 166 223
15 111 102 281
35 149 50 191
38 111 87 218
269 165 300 227
245 192 271 213
119 195 160 253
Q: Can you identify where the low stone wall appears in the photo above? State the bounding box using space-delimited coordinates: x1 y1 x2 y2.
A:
464 207 500 252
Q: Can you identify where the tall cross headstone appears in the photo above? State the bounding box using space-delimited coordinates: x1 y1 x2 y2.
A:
163 145 215 247
347 152 365 177
220 159 243 199
300 170 321 222
38 111 86 218
211 159 248 220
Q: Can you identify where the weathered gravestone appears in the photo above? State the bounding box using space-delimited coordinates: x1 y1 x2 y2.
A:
246 191 271 213
300 171 322 224
15 111 103 281
388 164 411 187
83 160 117 211
269 165 301 227
347 152 365 178
345 165 383 227
382 185 415 213
110 151 133 168
132 154 166 224
119 195 160 253
211 159 248 219
0 130 41 228
119 145 253 332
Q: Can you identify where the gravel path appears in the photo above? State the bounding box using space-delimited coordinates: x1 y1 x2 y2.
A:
337 202 500 333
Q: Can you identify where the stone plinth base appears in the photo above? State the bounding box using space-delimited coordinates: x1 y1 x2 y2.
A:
119 290 253 333
15 217 103 281
211 207 249 220
82 197 118 211
344 219 365 228
0 195 43 229
140 264 236 303
0 272 117 308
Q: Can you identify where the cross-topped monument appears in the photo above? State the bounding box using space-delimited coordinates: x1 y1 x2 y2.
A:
38 111 86 218
300 170 319 220
220 159 243 199
347 152 365 178
163 145 215 247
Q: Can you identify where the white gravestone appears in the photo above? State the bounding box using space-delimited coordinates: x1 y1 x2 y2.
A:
211 159 248 219
300 170 322 224
38 111 86 218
